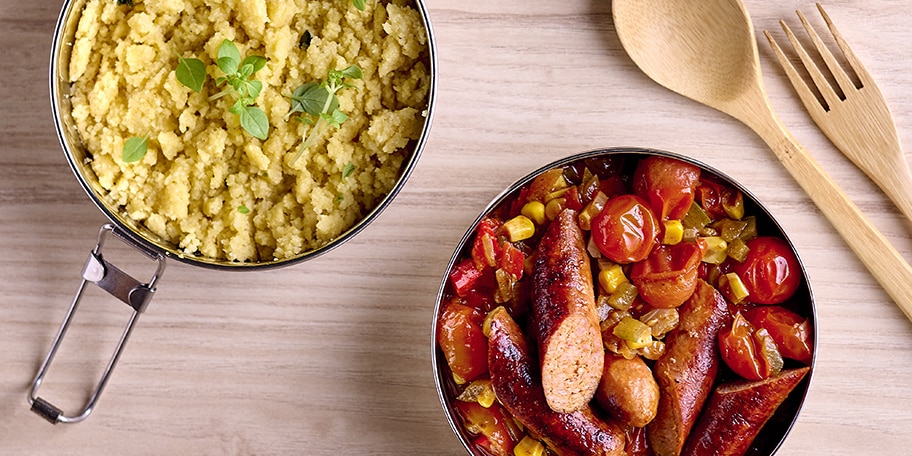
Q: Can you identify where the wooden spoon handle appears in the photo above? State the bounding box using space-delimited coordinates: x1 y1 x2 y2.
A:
758 118 912 320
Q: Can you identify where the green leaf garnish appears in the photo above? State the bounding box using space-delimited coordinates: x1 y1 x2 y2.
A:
122 136 148 163
237 205 250 214
288 82 331 117
176 55 207 93
174 42 270 139
239 107 270 140
288 65 363 163
217 40 242 75
342 162 356 179
352 0 366 10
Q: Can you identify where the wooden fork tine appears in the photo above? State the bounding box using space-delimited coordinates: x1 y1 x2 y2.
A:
815 3 875 88
796 6 857 98
768 21 839 112
764 30 827 116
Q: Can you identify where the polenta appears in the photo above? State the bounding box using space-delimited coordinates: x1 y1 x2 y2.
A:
67 0 430 262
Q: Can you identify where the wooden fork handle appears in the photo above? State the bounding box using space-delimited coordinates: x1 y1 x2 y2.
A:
757 117 912 321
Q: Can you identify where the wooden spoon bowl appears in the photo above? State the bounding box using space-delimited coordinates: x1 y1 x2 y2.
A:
613 0 912 321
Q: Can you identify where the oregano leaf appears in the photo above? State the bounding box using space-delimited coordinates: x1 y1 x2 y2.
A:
217 39 241 75
176 56 207 93
122 136 148 163
288 82 330 116
240 107 269 140
242 55 267 73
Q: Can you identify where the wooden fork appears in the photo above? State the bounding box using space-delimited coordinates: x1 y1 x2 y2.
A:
764 3 912 222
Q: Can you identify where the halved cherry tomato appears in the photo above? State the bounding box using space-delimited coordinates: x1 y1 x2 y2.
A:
719 312 784 380
745 306 813 364
633 156 701 221
454 401 521 456
591 194 659 264
437 300 488 382
630 242 703 308
730 237 802 305
696 177 744 220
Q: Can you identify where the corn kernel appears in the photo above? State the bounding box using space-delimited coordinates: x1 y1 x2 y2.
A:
502 215 535 242
598 262 628 294
663 220 684 245
514 436 545 456
613 316 652 349
544 198 566 221
521 201 547 226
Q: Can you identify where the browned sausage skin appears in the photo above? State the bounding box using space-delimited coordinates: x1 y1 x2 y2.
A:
683 367 810 456
648 279 731 456
487 307 626 456
596 353 661 428
532 208 604 414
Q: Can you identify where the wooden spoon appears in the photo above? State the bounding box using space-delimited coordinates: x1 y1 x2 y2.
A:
612 0 912 320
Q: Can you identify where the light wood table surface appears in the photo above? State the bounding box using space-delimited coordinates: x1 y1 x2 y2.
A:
2 0 912 454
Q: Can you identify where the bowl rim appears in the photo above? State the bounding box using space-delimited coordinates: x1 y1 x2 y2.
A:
431 146 817 455
49 0 439 271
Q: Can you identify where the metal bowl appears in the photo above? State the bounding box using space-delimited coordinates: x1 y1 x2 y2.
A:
30 0 437 425
49 0 437 270
431 147 816 455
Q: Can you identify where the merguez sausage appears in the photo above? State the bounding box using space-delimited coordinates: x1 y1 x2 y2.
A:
487 307 626 456
647 279 731 456
595 353 661 428
682 367 810 456
531 209 604 413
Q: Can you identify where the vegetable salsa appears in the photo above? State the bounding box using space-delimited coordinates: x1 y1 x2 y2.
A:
434 150 814 456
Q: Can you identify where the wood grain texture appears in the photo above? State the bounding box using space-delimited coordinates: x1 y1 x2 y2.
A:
1 0 911 454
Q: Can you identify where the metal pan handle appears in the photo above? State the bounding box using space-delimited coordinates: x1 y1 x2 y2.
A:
27 224 166 424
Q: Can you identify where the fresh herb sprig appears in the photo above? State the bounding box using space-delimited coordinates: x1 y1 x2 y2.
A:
174 40 270 140
352 0 366 10
122 135 148 163
287 65 363 164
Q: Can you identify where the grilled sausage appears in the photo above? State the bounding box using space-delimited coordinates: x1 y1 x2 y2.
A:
682 367 810 456
595 353 661 428
531 208 604 413
647 279 731 456
487 307 626 456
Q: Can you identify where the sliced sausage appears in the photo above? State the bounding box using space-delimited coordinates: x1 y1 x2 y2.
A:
487 307 626 456
531 208 604 413
683 367 810 456
595 353 660 428
647 279 731 456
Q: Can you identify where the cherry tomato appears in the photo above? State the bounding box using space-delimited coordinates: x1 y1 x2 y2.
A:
696 177 744 220
454 401 521 456
719 313 784 380
632 156 701 221
591 194 659 264
731 237 802 305
630 242 703 308
437 300 488 382
745 306 813 364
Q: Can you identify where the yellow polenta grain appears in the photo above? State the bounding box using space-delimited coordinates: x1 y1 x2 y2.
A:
67 0 430 262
